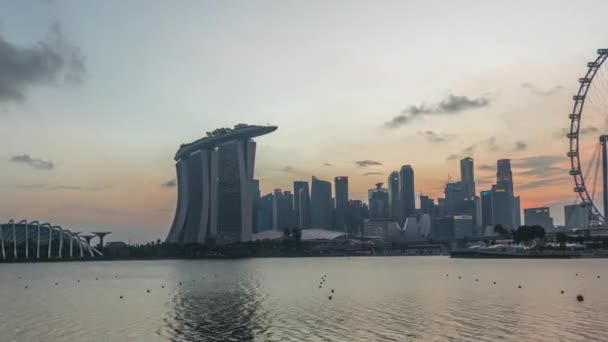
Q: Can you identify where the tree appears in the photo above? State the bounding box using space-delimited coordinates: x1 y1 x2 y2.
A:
493 224 511 238
512 225 546 246
555 232 568 249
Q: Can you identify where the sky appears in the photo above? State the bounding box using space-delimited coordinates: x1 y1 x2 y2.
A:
1 0 608 243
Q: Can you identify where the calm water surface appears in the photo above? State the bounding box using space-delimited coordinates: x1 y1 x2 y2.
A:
1 257 607 341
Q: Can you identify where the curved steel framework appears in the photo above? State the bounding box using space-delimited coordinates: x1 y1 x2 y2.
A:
0 219 102 261
568 48 608 224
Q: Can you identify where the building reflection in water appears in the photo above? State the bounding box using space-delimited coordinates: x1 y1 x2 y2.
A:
165 277 268 341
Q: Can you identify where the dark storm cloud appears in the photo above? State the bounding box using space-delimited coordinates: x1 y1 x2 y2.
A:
512 155 566 177
0 22 86 104
385 94 490 128
514 141 528 151
162 179 177 187
521 82 563 96
355 160 382 168
418 130 453 143
9 154 54 170
363 172 383 176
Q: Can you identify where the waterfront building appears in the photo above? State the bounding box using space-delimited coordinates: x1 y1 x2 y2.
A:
0 220 101 261
369 183 389 219
346 200 365 235
388 171 401 221
433 216 454 240
460 157 476 200
334 176 349 231
311 176 333 229
257 194 274 231
293 181 311 229
399 165 415 224
453 215 474 239
480 190 493 228
523 207 554 231
564 204 590 228
166 124 277 245
252 179 261 233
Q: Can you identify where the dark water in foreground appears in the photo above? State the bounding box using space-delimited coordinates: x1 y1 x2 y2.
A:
1 257 607 341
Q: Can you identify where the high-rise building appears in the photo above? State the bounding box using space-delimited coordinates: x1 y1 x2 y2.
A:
454 215 474 239
433 216 454 240
334 176 349 231
293 181 310 229
513 195 521 228
564 204 590 228
369 183 389 219
311 176 333 229
346 200 364 235
460 157 476 200
491 184 514 229
166 124 277 245
252 179 261 233
388 171 401 221
399 165 415 223
524 207 553 231
480 190 493 228
420 195 435 215
272 189 294 231
444 181 465 216
497 159 514 195
257 194 274 232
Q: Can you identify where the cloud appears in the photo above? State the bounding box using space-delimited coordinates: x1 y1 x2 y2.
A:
418 130 453 143
514 141 528 151
355 160 382 168
512 155 566 177
322 162 332 167
445 137 498 160
519 178 568 190
162 179 177 187
553 126 600 139
0 22 86 104
282 166 295 173
478 164 494 171
385 94 490 128
363 172 383 176
9 154 54 170
521 82 563 96
14 183 108 191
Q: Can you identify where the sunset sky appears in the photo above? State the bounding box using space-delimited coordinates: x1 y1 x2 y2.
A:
1 0 608 242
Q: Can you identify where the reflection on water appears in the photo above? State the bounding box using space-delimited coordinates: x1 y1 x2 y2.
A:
166 276 263 341
0 257 608 341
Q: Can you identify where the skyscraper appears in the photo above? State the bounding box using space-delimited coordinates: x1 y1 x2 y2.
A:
311 176 333 229
334 176 349 231
497 159 513 195
460 157 475 200
388 171 401 221
480 190 493 228
368 183 389 219
524 207 554 231
252 179 261 233
166 124 277 245
564 204 590 228
420 195 435 215
293 181 310 229
272 189 294 231
399 165 415 223
257 193 274 232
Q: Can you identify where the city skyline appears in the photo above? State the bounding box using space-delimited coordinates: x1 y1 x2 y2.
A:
2 1 608 242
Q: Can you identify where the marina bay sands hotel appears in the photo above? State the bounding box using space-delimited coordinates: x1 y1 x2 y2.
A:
166 124 277 245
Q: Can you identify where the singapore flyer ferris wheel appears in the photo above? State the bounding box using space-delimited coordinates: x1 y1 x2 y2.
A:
568 48 608 226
